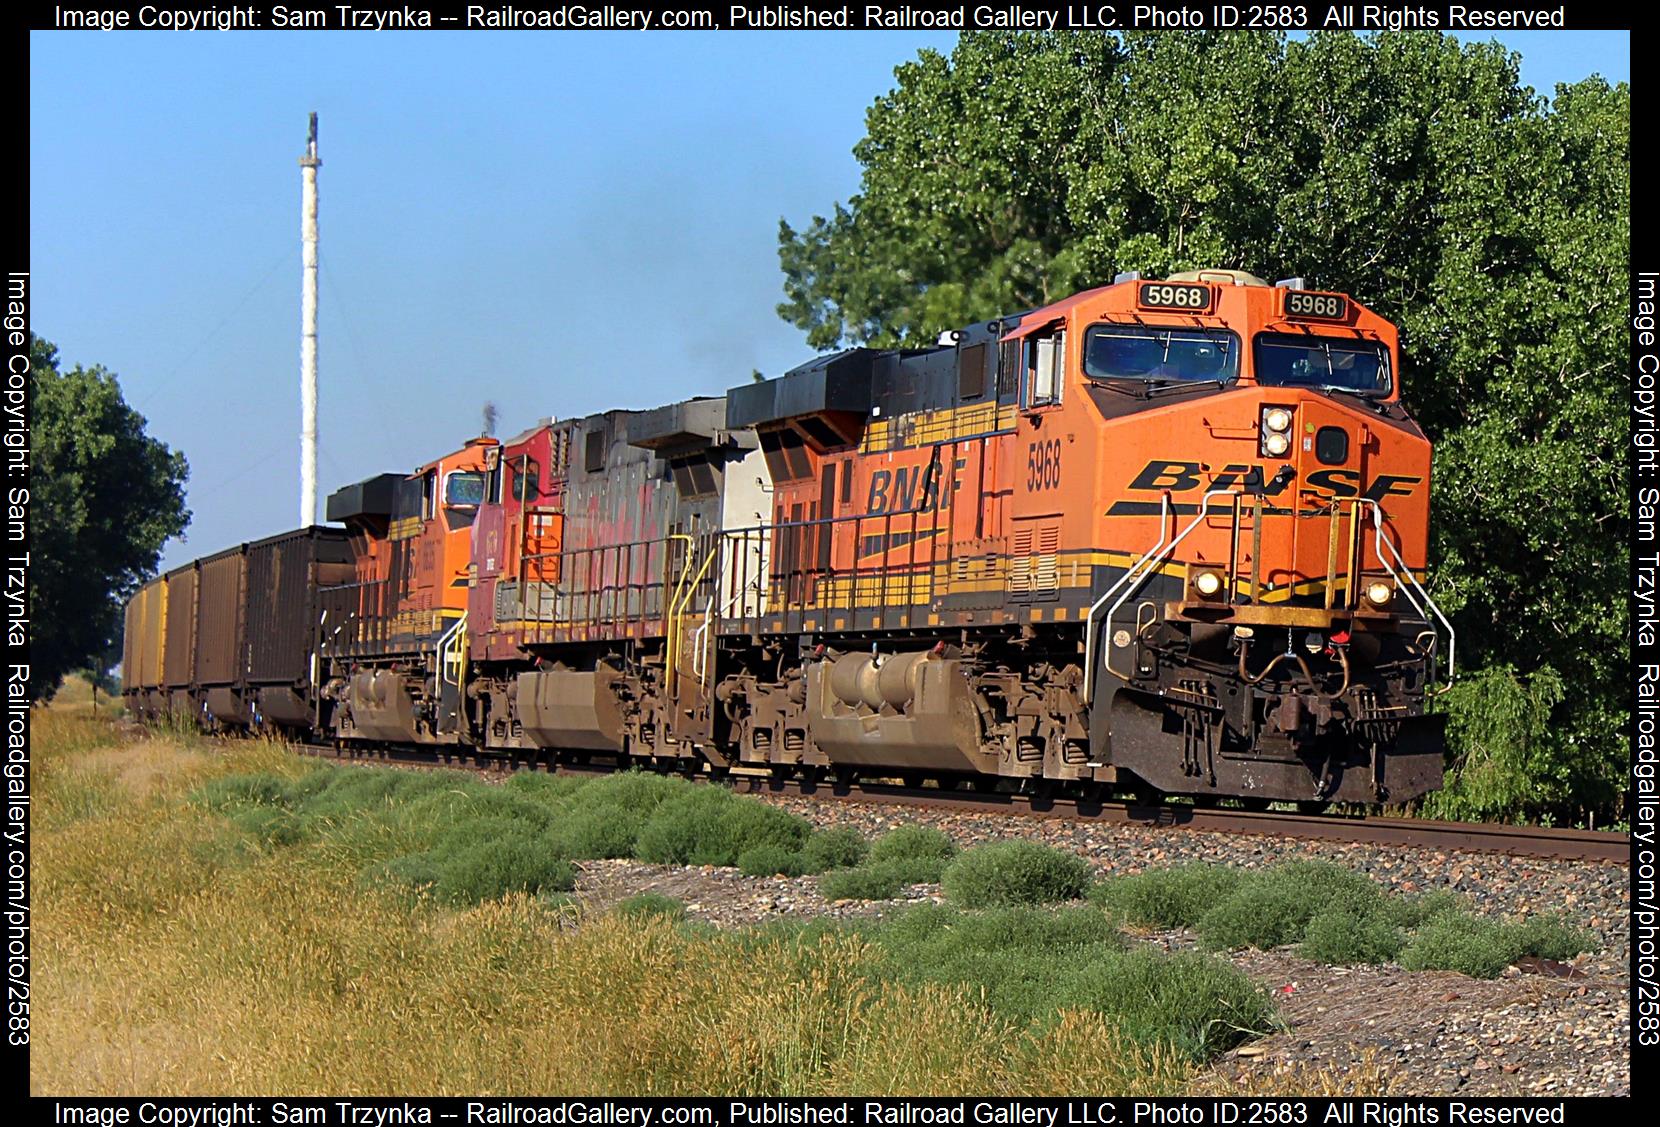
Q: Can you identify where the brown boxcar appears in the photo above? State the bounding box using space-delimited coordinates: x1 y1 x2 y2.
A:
196 545 248 724
162 563 198 715
245 526 354 727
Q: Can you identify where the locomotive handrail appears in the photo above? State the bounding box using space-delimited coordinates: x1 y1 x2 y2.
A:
517 536 671 639
437 611 468 689
1355 498 1456 686
665 534 720 702
691 577 765 684
1081 493 1455 707
1084 490 1233 705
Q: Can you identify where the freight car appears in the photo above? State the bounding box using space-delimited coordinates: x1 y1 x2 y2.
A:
121 527 352 731
126 270 1454 806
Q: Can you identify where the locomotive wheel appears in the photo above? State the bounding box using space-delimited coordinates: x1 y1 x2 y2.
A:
1296 800 1331 815
1239 797 1272 812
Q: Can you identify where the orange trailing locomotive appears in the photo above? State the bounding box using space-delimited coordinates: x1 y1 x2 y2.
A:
123 269 1454 805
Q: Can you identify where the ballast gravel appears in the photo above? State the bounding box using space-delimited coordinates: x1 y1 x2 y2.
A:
567 794 1629 1097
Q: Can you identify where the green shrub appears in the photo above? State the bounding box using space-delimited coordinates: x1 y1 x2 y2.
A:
737 845 807 878
872 855 949 885
1509 913 1593 962
614 892 686 921
1399 912 1519 978
1271 860 1388 916
1386 890 1468 929
819 865 909 901
266 768 337 807
1196 882 1311 951
853 904 1270 1060
632 787 736 864
869 824 956 864
500 771 590 803
429 814 549 857
633 787 811 866
1090 864 1244 929
446 788 558 832
546 807 644 860
1077 948 1277 1061
879 903 1123 957
576 770 686 816
716 798 814 857
296 768 437 820
428 839 576 907
1195 860 1387 951
1298 906 1405 965
940 841 1092 908
1396 909 1592 979
800 827 868 872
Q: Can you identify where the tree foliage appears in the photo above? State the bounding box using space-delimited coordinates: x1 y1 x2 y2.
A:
31 336 190 699
778 32 1629 825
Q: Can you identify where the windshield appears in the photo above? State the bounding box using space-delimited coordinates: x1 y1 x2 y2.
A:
1254 333 1392 394
1083 324 1239 383
444 471 486 507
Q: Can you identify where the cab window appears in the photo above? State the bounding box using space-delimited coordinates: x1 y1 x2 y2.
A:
444 471 486 508
422 470 438 519
1254 334 1391 395
511 459 542 502
1023 331 1064 409
1084 325 1239 384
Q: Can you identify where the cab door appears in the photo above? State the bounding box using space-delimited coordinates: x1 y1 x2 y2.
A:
1007 324 1067 606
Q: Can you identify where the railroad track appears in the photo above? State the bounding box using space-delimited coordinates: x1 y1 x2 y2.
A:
299 743 1629 865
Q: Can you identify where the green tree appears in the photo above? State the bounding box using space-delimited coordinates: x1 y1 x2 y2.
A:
31 336 190 699
779 32 1629 824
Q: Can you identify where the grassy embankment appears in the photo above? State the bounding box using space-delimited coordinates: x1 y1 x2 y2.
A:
30 708 1224 1094
38 687 1568 1096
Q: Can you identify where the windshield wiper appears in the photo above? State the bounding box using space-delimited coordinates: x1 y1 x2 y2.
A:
1313 384 1390 411
1085 377 1150 400
1147 378 1228 396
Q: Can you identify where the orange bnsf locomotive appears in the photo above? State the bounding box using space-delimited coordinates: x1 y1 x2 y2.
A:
123 270 1454 806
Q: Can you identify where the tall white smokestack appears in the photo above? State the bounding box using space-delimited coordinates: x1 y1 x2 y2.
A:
298 112 321 527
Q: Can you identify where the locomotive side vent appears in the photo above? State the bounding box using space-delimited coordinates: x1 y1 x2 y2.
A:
1010 527 1033 598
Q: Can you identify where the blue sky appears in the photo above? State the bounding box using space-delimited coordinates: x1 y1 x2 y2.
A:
29 30 1629 572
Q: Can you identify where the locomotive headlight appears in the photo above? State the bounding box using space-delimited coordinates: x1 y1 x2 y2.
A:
1263 407 1293 433
1263 432 1291 456
1366 581 1394 607
1191 569 1225 599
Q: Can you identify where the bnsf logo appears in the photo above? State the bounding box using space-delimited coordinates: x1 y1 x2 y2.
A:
1127 460 1420 502
866 458 967 516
